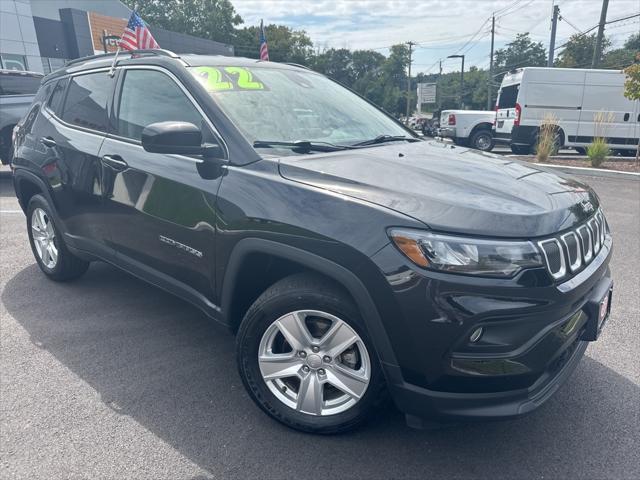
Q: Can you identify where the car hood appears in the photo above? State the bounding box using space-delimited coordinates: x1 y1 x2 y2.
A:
278 141 599 238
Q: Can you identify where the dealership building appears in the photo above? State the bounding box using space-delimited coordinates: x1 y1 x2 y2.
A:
0 0 234 74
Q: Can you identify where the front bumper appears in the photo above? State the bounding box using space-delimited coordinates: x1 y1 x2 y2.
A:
369 235 613 423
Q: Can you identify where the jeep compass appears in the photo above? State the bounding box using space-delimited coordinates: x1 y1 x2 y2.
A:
11 49 613 433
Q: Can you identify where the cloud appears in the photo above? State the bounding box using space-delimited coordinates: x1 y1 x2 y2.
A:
233 0 639 73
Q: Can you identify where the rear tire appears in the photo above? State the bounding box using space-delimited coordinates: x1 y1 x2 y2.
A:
236 273 386 434
27 195 89 281
510 144 531 155
575 147 587 155
469 129 494 152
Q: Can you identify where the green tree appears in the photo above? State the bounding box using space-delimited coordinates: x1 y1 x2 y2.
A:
234 24 313 64
556 33 611 68
310 48 355 85
623 62 640 160
603 33 640 69
351 50 385 82
311 45 409 116
624 33 640 52
125 0 242 44
494 33 546 74
378 44 411 115
415 67 490 112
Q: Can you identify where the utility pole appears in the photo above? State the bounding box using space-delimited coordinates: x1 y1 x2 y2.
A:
460 55 465 109
487 14 495 110
592 0 609 68
437 59 442 111
548 4 559 67
448 54 465 109
405 41 416 125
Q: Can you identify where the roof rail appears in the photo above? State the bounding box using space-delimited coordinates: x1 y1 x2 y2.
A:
284 62 311 70
65 49 179 68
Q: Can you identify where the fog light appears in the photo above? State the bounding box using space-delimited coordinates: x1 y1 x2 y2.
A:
469 327 483 343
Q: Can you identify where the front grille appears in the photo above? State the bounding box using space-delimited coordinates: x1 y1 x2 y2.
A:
538 209 609 281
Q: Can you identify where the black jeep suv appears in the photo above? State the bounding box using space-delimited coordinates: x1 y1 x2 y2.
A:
12 50 613 434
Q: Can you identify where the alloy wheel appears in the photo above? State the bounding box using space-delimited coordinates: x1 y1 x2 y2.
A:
31 207 58 269
258 309 371 416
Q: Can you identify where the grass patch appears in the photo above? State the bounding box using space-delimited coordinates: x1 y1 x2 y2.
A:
587 112 614 168
587 138 611 168
535 114 560 163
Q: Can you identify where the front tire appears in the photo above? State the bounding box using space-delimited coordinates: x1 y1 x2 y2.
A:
27 195 89 281
236 273 385 434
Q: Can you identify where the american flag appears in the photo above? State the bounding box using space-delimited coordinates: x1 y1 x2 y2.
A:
259 19 269 61
119 10 159 51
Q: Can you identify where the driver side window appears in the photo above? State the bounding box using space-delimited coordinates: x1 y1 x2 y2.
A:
117 69 212 143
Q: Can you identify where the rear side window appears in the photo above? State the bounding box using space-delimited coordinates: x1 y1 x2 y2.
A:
498 84 519 109
47 78 68 116
116 69 205 141
61 73 112 132
0 74 42 95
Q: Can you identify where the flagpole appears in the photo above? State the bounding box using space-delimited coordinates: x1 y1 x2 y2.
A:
109 46 120 77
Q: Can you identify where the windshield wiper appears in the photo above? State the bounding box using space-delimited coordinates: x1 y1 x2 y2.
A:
253 140 356 153
353 135 419 146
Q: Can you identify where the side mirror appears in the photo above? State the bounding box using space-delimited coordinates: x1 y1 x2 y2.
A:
141 121 223 158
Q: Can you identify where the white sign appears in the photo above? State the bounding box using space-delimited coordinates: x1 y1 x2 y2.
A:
417 83 436 104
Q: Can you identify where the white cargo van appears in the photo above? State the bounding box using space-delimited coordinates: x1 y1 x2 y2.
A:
494 67 639 155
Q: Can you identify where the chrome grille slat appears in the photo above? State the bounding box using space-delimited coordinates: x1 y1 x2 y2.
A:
539 209 607 281
577 225 593 263
588 219 600 253
597 211 606 245
538 238 566 279
561 232 581 272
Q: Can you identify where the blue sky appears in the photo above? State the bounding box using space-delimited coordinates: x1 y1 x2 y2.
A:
233 0 640 73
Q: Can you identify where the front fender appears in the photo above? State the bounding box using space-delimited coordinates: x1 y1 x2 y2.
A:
221 237 400 372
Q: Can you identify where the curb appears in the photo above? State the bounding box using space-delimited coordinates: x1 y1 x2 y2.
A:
536 163 640 180
551 155 636 163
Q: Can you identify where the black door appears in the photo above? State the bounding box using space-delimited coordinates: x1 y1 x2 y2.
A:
99 67 224 302
30 72 115 256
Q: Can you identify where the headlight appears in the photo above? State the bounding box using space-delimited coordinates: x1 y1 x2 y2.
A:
389 229 543 277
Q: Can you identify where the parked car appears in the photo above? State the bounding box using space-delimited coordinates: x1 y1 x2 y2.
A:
494 67 639 155
0 69 43 164
439 109 495 151
421 116 439 137
12 50 613 434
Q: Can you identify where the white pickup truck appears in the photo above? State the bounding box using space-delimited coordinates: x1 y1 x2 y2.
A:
439 109 495 151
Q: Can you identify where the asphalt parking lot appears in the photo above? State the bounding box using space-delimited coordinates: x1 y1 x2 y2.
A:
1 168 639 479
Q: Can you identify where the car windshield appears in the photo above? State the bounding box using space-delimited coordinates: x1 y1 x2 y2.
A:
188 64 411 153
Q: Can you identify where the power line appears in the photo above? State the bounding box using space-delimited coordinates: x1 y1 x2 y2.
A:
495 0 535 18
559 15 583 33
554 12 640 51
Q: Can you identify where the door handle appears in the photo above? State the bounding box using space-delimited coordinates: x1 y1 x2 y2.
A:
41 137 56 148
102 154 128 170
